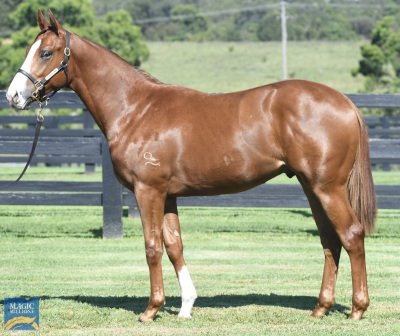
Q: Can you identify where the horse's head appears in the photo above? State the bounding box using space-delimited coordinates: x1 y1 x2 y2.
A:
6 9 70 110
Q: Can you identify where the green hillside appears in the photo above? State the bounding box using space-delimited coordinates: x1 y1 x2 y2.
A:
141 41 365 93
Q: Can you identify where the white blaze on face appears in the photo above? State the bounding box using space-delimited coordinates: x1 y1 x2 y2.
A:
6 40 42 109
178 265 197 318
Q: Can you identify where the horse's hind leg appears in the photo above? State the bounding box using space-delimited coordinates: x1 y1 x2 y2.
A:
305 189 343 317
303 184 369 320
163 197 197 318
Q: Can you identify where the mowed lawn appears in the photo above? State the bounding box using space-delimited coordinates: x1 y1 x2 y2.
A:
0 167 399 335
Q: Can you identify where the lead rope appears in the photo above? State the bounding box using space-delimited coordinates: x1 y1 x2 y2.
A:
0 105 44 191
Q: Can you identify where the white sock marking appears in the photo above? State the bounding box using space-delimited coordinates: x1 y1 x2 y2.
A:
178 265 197 318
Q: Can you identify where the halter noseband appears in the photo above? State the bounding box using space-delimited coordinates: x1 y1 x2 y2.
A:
17 30 71 105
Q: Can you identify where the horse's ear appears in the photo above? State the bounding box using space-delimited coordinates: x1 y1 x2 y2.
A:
48 9 63 35
37 9 50 31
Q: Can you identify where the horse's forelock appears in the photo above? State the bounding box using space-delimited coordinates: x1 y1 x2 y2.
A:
34 26 58 43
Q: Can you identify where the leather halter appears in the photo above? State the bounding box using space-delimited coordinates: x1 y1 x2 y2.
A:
17 30 71 104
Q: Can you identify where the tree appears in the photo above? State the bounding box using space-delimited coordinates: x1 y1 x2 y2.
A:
0 0 149 89
96 10 149 66
256 10 281 41
0 0 23 34
169 4 208 41
352 15 400 93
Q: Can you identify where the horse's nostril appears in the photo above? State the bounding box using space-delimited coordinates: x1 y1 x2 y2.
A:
6 90 21 108
6 90 17 102
12 94 19 105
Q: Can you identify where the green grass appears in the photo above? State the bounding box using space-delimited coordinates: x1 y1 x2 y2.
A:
0 204 399 335
0 166 398 184
0 166 398 334
141 41 365 93
0 166 102 182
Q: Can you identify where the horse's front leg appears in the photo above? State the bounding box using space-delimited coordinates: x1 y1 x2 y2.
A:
135 185 167 322
163 197 197 318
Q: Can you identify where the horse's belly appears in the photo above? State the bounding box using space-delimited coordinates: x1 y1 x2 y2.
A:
167 155 284 197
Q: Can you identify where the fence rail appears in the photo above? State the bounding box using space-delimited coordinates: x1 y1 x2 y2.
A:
0 91 399 239
2 91 400 109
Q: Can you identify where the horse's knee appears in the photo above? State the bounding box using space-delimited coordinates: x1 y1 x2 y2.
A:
145 245 163 266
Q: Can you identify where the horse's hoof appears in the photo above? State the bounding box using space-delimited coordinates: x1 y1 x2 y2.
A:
311 306 328 318
138 314 154 323
349 310 364 320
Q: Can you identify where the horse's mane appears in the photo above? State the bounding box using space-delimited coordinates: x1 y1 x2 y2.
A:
79 33 165 86
133 67 164 85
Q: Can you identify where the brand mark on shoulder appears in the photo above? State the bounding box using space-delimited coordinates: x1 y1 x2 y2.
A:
144 152 160 166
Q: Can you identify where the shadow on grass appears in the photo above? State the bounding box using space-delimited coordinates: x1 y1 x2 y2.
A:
1 229 104 239
33 293 349 317
288 210 313 218
89 228 102 238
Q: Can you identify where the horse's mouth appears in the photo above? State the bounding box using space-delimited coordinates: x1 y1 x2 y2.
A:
19 97 34 110
7 93 33 110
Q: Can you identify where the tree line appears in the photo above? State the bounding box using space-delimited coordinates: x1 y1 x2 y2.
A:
92 0 400 42
2 1 400 42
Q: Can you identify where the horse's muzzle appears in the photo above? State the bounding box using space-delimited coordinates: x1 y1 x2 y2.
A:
6 90 32 110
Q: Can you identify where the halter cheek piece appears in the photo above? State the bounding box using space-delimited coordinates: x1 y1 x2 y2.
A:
17 30 71 104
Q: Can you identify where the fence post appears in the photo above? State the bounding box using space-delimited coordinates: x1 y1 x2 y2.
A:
126 193 141 218
382 116 390 171
83 109 96 174
101 136 123 239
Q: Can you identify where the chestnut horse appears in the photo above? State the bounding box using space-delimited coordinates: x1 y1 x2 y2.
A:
7 10 377 322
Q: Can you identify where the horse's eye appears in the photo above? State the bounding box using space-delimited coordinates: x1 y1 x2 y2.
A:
41 50 52 59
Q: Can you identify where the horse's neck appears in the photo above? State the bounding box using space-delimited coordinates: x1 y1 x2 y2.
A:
69 35 158 136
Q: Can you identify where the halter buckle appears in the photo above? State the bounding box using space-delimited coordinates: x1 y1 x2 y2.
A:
31 90 39 99
32 83 44 101
64 47 71 57
34 81 44 90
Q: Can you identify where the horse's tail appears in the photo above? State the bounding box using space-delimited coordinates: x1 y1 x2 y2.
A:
346 104 377 235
